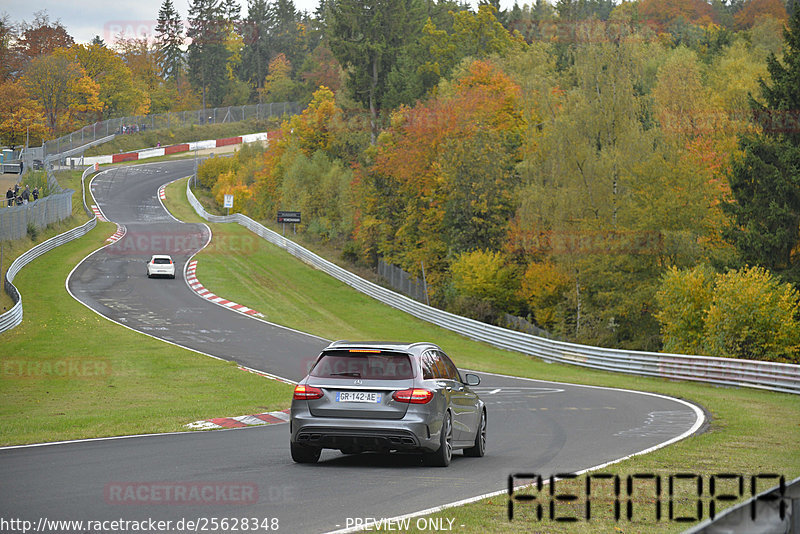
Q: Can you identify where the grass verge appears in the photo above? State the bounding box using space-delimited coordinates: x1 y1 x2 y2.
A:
0 176 293 446
164 177 800 532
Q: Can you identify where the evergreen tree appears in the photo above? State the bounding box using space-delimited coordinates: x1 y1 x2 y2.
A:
155 0 184 81
724 8 800 282
241 0 274 91
754 6 800 145
328 0 426 143
187 0 230 109
272 0 303 70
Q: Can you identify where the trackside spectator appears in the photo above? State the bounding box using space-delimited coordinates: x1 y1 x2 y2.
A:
5 187 13 207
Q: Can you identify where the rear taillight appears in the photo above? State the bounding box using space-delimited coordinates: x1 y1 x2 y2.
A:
293 385 323 400
392 388 434 404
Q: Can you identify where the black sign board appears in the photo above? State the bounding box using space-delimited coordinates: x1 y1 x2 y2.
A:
277 210 301 224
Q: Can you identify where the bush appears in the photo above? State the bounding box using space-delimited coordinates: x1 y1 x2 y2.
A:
450 250 519 314
704 266 800 362
26 222 38 240
655 264 715 354
655 265 800 362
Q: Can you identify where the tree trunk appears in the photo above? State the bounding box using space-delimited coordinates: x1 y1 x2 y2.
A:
369 53 379 145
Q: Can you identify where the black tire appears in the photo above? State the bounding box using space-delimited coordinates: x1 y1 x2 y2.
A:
291 442 321 464
463 409 486 457
424 412 453 467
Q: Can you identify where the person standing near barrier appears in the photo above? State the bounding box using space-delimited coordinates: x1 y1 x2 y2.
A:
5 187 13 207
21 185 30 204
32 187 39 201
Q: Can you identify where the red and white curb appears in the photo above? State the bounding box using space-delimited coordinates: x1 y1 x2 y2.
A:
106 224 126 243
91 205 107 222
185 409 290 430
158 185 166 200
185 260 265 317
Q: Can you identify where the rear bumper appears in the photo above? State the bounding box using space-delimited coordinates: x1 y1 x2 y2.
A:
290 411 439 452
148 268 175 277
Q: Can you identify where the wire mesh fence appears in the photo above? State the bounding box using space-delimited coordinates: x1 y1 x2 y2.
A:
377 259 428 304
501 313 559 339
0 190 74 241
1 161 74 241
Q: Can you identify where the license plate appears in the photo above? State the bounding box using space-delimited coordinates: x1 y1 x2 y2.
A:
336 391 381 403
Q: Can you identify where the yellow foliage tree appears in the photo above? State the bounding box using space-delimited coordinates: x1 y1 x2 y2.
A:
0 80 47 146
22 52 103 134
450 249 518 312
518 261 572 329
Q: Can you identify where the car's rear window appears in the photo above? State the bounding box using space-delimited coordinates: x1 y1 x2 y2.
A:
153 258 172 264
310 350 414 380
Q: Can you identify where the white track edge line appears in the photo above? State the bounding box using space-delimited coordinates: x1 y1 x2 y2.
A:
325 386 705 534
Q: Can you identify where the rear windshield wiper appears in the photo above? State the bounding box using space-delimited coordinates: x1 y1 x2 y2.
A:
329 372 362 377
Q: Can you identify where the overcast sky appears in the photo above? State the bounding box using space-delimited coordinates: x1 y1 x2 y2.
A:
2 1 521 44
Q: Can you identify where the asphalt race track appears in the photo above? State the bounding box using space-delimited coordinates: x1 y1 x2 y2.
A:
0 160 704 533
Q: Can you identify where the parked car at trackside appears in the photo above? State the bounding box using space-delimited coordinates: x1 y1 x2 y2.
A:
290 341 486 467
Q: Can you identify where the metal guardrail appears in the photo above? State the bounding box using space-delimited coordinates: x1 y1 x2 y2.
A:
186 182 800 395
685 476 800 533
0 216 97 334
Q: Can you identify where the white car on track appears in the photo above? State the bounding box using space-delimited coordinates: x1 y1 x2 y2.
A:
146 254 176 279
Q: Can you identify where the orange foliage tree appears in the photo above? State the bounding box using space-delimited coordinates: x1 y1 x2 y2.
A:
358 60 529 289
638 0 716 28
734 0 788 30
0 80 47 146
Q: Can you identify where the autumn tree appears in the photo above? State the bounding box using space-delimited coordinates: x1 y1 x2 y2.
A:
359 60 526 293
12 11 74 75
260 53 299 102
652 47 707 138
420 5 519 88
733 0 787 29
637 0 716 28
518 260 572 330
512 36 676 347
450 249 520 321
703 266 800 362
0 80 47 146
65 44 149 118
21 53 102 134
655 264 715 354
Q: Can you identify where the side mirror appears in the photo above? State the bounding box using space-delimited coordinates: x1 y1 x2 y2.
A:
464 373 480 387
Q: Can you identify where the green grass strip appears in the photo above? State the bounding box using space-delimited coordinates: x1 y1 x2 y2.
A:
0 179 292 446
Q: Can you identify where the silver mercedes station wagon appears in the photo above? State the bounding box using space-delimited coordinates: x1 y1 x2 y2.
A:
290 341 486 467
